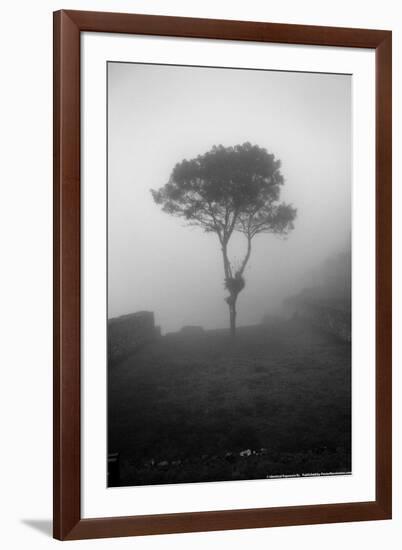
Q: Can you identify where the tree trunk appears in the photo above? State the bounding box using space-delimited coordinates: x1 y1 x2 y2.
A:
229 299 237 338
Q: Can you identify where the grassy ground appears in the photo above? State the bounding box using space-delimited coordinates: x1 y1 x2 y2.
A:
108 319 351 486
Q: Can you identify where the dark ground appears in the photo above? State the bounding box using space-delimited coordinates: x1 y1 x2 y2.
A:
108 318 351 486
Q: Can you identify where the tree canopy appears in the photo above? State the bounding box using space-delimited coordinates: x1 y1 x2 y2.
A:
151 142 296 246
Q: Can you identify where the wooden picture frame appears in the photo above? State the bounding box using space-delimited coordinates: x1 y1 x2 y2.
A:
53 9 392 540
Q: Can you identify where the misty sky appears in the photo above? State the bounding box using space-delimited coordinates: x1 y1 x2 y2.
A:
108 62 351 333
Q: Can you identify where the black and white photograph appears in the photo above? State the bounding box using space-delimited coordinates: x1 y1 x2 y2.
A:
107 61 352 487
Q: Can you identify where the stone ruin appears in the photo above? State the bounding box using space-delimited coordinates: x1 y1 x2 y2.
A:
108 311 159 366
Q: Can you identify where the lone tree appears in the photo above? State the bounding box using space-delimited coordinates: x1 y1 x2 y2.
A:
151 143 297 337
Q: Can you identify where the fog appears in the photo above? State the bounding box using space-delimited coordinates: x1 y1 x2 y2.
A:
108 62 351 333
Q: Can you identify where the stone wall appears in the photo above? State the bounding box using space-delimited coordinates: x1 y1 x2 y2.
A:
282 250 351 342
284 296 351 342
108 311 156 365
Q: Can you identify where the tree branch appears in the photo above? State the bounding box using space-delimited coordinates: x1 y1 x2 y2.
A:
237 235 252 276
221 242 233 279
